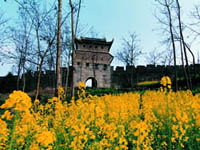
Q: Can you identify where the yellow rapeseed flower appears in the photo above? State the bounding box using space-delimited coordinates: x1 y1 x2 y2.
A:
36 130 55 147
0 119 9 149
1 110 13 120
1 91 32 112
78 81 86 89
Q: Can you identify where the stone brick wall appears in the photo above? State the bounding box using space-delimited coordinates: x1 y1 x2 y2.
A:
73 62 112 88
2 64 200 93
111 64 200 89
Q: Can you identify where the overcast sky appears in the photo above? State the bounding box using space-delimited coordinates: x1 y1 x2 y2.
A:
0 0 199 76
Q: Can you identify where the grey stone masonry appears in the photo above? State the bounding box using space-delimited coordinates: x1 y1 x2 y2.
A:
73 37 114 88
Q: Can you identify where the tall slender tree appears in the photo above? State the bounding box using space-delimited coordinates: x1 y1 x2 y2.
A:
56 0 62 94
175 0 192 90
116 32 142 88
65 0 82 96
69 0 75 97
155 0 178 91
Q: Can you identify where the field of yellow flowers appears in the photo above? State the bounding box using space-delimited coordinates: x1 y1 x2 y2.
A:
1 77 200 149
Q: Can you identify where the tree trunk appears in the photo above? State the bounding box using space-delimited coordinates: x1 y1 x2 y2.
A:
176 0 192 90
17 58 22 90
180 39 190 89
64 58 70 93
75 0 82 36
35 27 41 72
22 38 29 92
56 0 62 95
184 43 196 78
35 59 43 100
69 0 75 97
22 65 26 92
166 0 178 91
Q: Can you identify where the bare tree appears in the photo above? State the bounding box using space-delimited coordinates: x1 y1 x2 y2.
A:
0 11 8 57
189 4 200 38
13 0 58 99
155 0 196 90
116 32 142 88
155 0 178 91
63 28 72 93
10 16 33 91
146 49 161 65
116 33 142 66
0 7 34 91
64 0 83 97
161 48 173 66
175 0 192 90
2 0 78 96
187 3 200 76
68 0 83 96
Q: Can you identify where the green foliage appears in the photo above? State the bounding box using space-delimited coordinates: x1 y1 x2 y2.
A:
86 88 118 96
40 94 51 104
0 96 6 106
136 80 160 86
192 88 200 95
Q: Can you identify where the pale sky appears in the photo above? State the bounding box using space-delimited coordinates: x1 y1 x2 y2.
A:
0 0 199 76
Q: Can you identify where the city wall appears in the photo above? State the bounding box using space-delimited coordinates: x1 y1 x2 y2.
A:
1 64 200 93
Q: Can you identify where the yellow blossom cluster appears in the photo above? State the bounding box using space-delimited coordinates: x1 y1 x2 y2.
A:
58 87 66 101
78 81 86 90
1 90 32 112
160 76 171 88
1 82 200 149
0 119 9 149
160 76 172 93
77 81 86 99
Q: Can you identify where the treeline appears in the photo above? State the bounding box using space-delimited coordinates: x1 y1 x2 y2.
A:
0 0 85 98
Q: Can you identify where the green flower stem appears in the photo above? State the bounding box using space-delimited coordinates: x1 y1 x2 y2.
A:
9 115 16 150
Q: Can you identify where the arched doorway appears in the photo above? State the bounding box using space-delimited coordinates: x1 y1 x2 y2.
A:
85 77 97 88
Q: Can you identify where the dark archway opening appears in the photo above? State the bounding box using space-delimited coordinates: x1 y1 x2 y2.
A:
85 77 97 88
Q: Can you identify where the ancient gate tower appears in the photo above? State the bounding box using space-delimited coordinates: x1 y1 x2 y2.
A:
73 37 114 88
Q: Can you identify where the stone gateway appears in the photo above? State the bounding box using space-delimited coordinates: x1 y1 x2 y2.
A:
73 37 114 88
